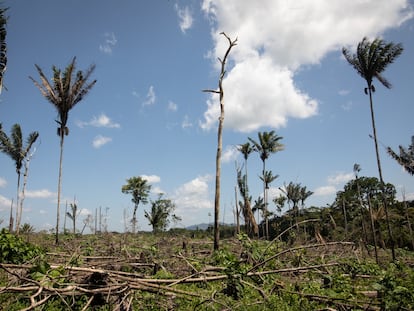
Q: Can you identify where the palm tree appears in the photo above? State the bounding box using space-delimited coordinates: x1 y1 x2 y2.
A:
249 131 283 239
144 194 179 233
259 170 279 238
237 142 257 235
0 6 8 94
387 136 414 175
236 166 258 237
343 37 403 261
203 33 237 250
121 176 151 233
0 124 39 234
30 57 96 244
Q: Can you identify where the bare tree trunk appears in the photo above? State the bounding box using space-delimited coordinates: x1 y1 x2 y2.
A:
14 172 21 234
368 86 395 261
402 190 414 250
8 199 13 232
17 148 36 235
56 133 64 245
203 33 237 251
234 186 240 235
367 195 379 264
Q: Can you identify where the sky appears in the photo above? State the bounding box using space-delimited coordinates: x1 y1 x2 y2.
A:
0 0 413 233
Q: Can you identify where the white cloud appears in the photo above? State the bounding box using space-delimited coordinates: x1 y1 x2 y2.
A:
92 135 112 148
173 175 212 212
0 177 6 187
327 172 354 185
314 185 337 196
79 208 92 216
99 32 117 54
26 189 55 199
141 175 161 184
338 89 350 96
200 0 413 132
314 171 354 197
0 195 11 211
182 115 193 128
222 145 238 163
175 4 193 33
77 113 120 128
168 101 177 111
143 86 156 106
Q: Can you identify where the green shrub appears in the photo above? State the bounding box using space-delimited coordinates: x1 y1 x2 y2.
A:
0 229 44 264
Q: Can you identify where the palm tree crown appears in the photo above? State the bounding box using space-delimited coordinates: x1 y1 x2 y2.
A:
342 37 403 90
30 57 97 137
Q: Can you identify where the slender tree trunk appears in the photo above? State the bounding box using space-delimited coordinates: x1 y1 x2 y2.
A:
132 204 138 234
356 179 369 254
14 172 21 234
8 199 13 232
367 195 379 264
214 101 223 250
17 159 30 234
368 86 395 261
234 186 240 235
342 198 348 238
203 33 237 250
64 201 67 234
56 134 64 245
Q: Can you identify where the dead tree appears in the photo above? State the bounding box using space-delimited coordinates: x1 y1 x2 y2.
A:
203 32 237 250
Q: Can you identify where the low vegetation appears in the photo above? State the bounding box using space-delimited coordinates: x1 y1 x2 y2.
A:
0 217 413 310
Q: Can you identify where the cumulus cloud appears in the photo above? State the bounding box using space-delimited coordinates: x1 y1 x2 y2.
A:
92 135 112 148
327 172 354 185
175 4 193 33
77 113 120 128
26 189 55 199
173 175 212 212
0 177 6 187
141 175 161 184
0 195 11 211
143 86 156 106
222 145 238 163
200 0 413 132
314 171 354 197
314 185 337 197
99 32 117 54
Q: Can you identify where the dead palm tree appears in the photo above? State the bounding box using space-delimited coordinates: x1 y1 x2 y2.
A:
249 131 284 239
0 124 39 234
30 57 96 244
342 37 403 261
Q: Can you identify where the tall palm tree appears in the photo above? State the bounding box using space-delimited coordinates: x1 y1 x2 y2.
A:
30 57 96 244
387 136 414 175
0 6 8 94
237 142 253 182
121 176 151 234
249 131 283 239
0 124 39 234
343 37 403 261
203 33 237 250
237 142 256 235
259 170 279 238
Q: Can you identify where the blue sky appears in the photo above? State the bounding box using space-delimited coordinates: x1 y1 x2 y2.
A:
0 0 413 232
